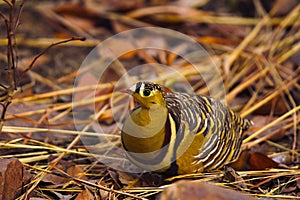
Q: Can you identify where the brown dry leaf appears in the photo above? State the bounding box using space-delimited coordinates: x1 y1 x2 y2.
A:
73 72 98 111
74 71 113 102
224 166 247 189
5 102 45 122
43 173 69 186
99 190 109 199
271 152 293 165
115 171 138 186
230 150 279 171
249 115 286 141
253 96 288 115
159 180 256 200
138 173 163 187
250 115 277 128
281 185 297 193
67 165 87 180
108 169 122 188
75 187 94 200
248 151 280 170
0 158 32 200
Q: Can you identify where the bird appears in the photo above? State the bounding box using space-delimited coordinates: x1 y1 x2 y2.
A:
121 81 252 176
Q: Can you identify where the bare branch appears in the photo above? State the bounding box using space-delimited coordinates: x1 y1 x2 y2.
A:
13 0 26 32
0 0 26 132
20 36 86 78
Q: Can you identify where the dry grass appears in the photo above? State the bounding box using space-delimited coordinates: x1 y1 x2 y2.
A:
0 0 299 199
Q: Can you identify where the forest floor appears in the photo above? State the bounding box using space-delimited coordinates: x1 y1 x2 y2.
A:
0 0 299 199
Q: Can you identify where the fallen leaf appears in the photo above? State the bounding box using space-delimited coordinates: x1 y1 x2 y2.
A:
245 115 287 141
159 180 256 200
0 158 32 200
67 165 87 180
281 185 297 193
253 96 288 115
73 72 98 112
271 152 293 165
108 169 122 188
224 166 247 189
75 187 94 200
230 150 279 171
114 171 140 186
248 151 280 170
43 173 69 186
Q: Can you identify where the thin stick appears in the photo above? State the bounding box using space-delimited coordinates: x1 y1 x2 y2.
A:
20 36 86 78
243 106 300 143
56 168 148 200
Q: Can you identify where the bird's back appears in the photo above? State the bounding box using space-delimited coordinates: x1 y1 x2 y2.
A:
165 92 251 174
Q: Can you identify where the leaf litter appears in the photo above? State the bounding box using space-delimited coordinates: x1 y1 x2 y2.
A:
0 0 299 199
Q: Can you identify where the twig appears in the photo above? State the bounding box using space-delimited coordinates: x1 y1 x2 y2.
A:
54 168 148 200
243 105 300 143
20 36 86 78
0 0 25 132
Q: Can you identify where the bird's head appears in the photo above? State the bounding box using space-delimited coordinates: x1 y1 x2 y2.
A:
125 82 166 109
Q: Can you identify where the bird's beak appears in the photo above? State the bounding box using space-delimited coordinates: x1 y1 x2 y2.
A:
121 88 134 95
121 84 137 95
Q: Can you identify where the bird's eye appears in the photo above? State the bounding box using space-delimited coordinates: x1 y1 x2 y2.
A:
143 89 151 97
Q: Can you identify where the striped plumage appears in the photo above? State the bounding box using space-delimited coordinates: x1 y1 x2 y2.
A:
121 81 251 176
